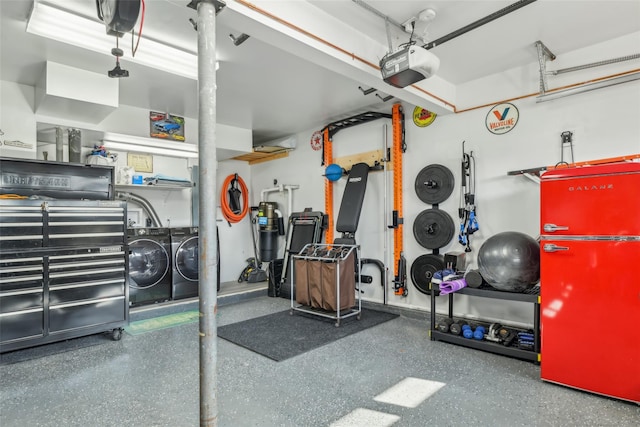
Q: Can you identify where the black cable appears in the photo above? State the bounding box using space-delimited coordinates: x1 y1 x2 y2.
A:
397 20 417 50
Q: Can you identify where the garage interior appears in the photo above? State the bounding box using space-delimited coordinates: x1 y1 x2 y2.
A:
1 0 639 426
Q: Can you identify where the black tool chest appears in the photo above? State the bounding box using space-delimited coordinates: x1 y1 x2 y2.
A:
0 199 129 352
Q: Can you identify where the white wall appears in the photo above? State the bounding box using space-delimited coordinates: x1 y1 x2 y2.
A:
0 81 37 158
250 34 640 326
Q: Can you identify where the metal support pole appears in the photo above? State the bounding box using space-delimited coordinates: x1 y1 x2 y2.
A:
68 128 81 163
55 127 63 161
382 124 389 305
194 0 223 425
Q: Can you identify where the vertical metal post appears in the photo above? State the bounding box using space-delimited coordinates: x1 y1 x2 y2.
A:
68 128 81 163
382 124 388 305
55 127 64 161
196 1 219 426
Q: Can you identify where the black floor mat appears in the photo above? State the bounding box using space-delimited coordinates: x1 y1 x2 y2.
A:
217 308 398 361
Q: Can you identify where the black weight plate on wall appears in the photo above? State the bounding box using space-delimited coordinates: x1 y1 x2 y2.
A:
411 254 445 295
414 164 455 205
413 208 456 249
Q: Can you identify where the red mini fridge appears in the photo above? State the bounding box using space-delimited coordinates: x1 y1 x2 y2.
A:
539 162 640 404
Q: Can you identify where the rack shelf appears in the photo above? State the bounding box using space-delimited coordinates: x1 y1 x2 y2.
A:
429 284 541 363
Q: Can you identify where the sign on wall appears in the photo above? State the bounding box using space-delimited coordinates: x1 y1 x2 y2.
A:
412 106 437 127
310 130 323 151
128 153 153 173
149 111 185 141
485 103 519 135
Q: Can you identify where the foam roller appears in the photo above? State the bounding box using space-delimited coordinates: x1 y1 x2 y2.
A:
464 269 484 288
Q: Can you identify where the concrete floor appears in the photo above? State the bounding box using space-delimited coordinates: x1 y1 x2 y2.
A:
1 289 638 427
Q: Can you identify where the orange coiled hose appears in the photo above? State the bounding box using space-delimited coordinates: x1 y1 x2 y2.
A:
220 174 249 223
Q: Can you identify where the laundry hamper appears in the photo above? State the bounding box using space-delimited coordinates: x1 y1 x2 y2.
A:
291 244 361 326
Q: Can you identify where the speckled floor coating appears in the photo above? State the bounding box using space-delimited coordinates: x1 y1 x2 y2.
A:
1 296 638 426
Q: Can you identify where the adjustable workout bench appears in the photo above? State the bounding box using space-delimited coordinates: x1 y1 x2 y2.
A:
333 162 369 245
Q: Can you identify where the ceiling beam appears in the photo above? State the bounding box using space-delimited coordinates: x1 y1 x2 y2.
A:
222 0 456 115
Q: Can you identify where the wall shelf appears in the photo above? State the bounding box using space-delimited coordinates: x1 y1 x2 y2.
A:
232 146 290 164
115 184 193 191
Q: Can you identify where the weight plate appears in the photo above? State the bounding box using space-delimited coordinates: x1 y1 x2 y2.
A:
410 254 445 295
413 208 456 249
415 164 455 205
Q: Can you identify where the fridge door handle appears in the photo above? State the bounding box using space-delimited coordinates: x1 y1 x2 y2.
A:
543 223 569 233
543 243 569 252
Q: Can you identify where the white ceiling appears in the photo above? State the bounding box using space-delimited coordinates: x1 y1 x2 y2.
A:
1 0 640 144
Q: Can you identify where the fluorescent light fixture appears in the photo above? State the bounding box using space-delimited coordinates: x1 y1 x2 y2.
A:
27 0 198 80
103 132 198 158
536 72 640 103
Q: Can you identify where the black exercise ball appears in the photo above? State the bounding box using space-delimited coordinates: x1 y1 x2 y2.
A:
477 231 540 292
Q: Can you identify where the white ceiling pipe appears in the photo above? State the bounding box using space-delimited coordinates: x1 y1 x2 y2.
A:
260 184 299 223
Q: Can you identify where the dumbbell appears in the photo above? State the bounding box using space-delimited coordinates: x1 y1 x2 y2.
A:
462 324 473 339
462 324 486 339
436 318 453 333
473 325 486 340
449 321 468 336
517 331 535 350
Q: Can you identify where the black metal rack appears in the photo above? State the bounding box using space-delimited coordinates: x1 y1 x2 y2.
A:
323 111 392 138
429 284 540 363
